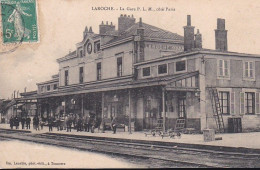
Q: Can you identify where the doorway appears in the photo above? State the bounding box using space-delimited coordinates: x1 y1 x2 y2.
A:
177 92 186 119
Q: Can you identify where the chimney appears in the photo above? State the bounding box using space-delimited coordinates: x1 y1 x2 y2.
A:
215 18 228 51
134 18 145 63
99 21 115 35
118 14 136 34
183 15 195 51
89 26 93 33
194 29 202 49
83 26 88 38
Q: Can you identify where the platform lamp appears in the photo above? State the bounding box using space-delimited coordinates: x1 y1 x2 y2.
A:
71 98 76 114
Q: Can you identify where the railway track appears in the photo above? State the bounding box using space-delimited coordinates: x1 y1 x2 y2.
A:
0 129 259 168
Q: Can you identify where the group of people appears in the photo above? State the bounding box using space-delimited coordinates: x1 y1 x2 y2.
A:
9 112 118 134
9 116 31 130
56 112 97 133
32 115 44 131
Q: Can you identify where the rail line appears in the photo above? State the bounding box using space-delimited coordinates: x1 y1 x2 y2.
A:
33 133 260 159
0 129 259 168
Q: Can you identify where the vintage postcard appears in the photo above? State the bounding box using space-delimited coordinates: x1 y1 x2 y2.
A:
0 0 260 168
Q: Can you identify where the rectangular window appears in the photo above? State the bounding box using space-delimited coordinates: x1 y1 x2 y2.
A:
244 61 254 79
53 84 58 90
218 59 229 77
158 64 168 75
142 67 151 77
176 60 186 72
94 41 101 53
41 86 44 92
47 85 50 91
65 70 69 86
117 57 122 77
79 67 84 83
245 92 255 114
219 91 230 114
97 62 101 80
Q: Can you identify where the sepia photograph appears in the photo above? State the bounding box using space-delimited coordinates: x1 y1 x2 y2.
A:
0 0 260 168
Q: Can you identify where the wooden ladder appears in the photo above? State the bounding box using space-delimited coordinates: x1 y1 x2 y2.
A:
208 87 225 133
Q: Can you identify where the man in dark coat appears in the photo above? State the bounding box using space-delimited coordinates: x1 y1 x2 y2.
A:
73 115 77 129
77 116 83 132
21 117 26 129
66 115 72 132
89 111 96 133
33 115 37 130
84 116 90 132
14 116 19 129
35 116 40 131
48 117 54 132
10 116 14 129
26 116 31 129
111 116 117 134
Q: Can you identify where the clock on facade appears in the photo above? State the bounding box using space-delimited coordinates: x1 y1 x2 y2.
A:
87 42 92 54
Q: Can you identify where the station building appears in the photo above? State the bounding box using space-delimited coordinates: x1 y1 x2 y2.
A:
17 14 260 132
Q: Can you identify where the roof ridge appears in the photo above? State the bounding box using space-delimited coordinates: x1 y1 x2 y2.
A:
104 22 183 46
142 22 182 37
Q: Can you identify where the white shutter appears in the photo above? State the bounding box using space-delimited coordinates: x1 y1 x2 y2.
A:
245 62 249 78
256 92 260 114
230 92 235 115
240 92 245 115
218 60 223 76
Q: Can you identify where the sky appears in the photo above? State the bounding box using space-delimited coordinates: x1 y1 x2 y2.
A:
0 0 259 99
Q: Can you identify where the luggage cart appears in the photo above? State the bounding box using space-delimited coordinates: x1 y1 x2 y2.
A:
144 118 163 137
161 118 186 139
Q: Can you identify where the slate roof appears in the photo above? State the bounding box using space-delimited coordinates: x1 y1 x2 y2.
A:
105 22 184 45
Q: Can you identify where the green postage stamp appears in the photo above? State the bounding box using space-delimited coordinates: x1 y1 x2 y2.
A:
1 0 38 43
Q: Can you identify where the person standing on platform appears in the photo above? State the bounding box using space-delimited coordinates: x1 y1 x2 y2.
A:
21 117 26 129
36 116 40 131
67 115 72 132
73 114 77 130
111 116 117 134
33 115 37 130
64 115 68 131
26 116 31 129
84 115 89 132
10 116 14 129
14 116 19 129
48 116 53 132
39 117 44 130
89 111 96 133
77 116 83 132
